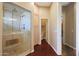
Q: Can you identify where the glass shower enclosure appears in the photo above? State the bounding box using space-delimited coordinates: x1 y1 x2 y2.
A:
2 3 32 56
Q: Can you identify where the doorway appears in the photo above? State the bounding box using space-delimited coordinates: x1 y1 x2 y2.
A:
41 19 48 42
61 2 76 56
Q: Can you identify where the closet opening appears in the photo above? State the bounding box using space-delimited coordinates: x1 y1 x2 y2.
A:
61 2 76 56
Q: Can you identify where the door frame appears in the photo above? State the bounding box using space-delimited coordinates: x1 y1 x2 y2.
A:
39 17 49 44
75 2 78 56
61 2 76 56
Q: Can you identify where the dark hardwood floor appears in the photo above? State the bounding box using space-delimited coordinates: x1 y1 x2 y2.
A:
62 44 76 56
27 39 57 56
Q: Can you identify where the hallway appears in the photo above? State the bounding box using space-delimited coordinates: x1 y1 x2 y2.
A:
27 39 57 56
0 2 77 56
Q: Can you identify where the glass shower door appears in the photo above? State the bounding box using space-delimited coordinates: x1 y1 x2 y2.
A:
3 3 32 56
20 11 31 51
3 3 13 55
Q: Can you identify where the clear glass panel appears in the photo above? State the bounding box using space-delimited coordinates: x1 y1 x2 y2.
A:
3 5 12 33
20 11 31 51
12 8 21 32
2 3 32 56
3 3 13 55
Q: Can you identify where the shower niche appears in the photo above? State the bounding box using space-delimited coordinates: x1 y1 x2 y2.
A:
2 3 32 56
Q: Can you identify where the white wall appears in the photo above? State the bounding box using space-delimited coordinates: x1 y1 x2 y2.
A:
39 7 50 43
33 5 40 45
39 7 50 19
57 3 62 55
76 2 79 56
49 3 62 55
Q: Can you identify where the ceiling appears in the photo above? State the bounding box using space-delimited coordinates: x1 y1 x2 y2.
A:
60 2 70 6
35 2 70 7
35 2 52 7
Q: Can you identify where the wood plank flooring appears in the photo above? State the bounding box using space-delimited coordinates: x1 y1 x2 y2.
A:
62 44 76 56
27 39 57 56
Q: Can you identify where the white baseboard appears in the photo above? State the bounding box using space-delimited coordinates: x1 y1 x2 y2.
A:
64 43 76 50
51 45 58 55
47 42 59 55
18 49 34 56
31 49 34 53
51 45 62 55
